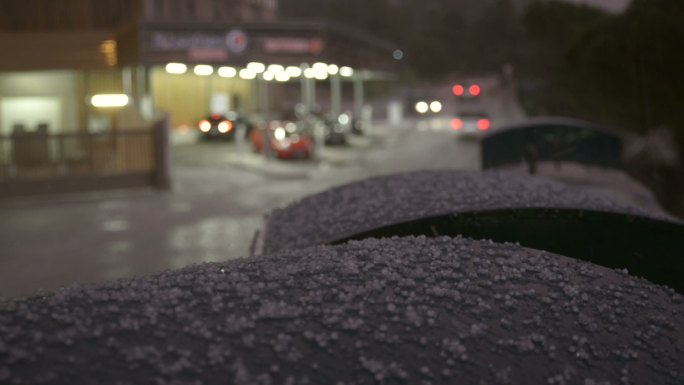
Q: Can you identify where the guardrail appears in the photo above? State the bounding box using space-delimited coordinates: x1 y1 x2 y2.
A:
0 119 170 198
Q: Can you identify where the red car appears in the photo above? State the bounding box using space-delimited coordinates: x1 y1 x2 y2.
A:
250 120 314 160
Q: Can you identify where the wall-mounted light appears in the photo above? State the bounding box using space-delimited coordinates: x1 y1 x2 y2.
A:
91 94 129 108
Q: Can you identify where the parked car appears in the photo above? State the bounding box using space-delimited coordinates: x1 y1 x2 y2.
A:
250 120 314 160
197 112 254 140
306 111 351 145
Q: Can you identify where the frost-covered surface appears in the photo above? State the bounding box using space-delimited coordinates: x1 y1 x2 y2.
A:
1 236 683 384
495 162 667 216
262 170 680 254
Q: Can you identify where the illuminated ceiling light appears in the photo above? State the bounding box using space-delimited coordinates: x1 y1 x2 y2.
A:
327 64 339 75
340 66 354 77
165 63 187 74
312 62 328 73
275 72 290 82
313 69 328 80
239 68 257 80
247 62 266 73
193 65 214 76
429 101 442 113
91 94 129 108
286 66 302 77
218 66 237 78
267 64 285 74
304 68 316 79
262 71 275 81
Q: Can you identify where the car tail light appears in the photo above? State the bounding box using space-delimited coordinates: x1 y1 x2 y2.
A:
218 121 233 133
199 120 211 132
477 119 490 131
452 84 464 96
469 85 481 96
451 118 463 131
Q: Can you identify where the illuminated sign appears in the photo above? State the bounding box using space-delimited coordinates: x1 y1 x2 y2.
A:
150 29 249 55
262 38 324 54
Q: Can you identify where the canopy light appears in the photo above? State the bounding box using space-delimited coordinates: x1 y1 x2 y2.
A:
267 64 285 74
218 66 237 78
313 70 328 80
165 63 187 74
340 66 354 77
312 62 328 73
91 94 129 108
304 68 316 79
286 66 302 77
275 72 290 82
327 64 339 75
239 68 257 80
194 65 214 76
247 62 266 73
262 71 275 81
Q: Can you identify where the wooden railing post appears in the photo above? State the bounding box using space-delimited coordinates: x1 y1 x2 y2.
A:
153 116 172 190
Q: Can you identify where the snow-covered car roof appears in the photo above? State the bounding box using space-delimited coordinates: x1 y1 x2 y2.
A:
259 170 680 255
2 236 682 384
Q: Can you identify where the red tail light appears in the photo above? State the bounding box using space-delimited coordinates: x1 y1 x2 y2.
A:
451 118 463 131
469 85 481 96
477 119 490 131
452 84 464 96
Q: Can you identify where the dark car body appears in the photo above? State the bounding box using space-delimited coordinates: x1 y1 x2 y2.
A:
198 112 255 140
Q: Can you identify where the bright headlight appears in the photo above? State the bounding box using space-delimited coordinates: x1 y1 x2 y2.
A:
199 120 211 132
218 121 232 133
415 101 429 114
430 101 442 113
274 127 286 141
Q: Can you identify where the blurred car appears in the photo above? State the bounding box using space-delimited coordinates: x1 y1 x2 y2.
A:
450 111 491 138
197 112 255 140
305 111 351 145
414 100 443 115
322 113 351 145
250 120 314 160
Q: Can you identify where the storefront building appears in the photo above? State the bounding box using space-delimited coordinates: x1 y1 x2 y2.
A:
0 0 397 135
0 0 397 195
